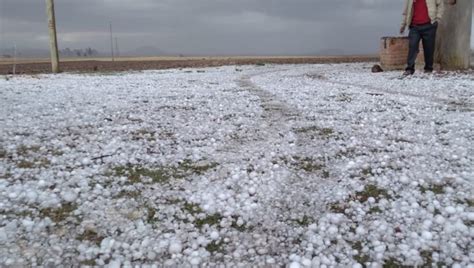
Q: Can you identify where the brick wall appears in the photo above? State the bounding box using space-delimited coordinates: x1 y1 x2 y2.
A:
380 37 424 70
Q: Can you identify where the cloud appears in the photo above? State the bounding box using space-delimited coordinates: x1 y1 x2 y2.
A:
0 0 472 55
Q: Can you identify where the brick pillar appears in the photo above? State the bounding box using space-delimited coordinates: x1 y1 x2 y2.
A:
380 37 425 71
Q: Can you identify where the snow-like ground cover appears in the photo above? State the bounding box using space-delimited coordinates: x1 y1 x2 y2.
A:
0 63 473 267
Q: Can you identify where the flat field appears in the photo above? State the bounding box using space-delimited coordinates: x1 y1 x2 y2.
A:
0 63 473 267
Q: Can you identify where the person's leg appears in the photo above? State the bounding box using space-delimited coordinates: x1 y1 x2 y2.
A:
421 23 437 72
406 26 422 74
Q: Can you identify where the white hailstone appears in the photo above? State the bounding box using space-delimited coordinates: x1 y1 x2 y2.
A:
367 197 376 204
266 258 276 264
445 206 457 215
0 228 7 242
189 257 201 265
248 187 256 196
352 264 363 268
61 190 77 202
327 226 338 235
169 241 183 254
421 231 433 240
356 226 366 235
347 161 356 169
26 191 38 203
301 258 312 267
210 231 220 240
289 261 301 268
81 158 91 165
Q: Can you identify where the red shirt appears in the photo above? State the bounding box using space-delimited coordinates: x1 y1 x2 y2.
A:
411 0 431 25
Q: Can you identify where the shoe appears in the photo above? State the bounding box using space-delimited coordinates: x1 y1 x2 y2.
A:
403 70 414 76
424 69 433 74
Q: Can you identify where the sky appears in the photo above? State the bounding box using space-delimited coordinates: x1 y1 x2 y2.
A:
0 0 473 56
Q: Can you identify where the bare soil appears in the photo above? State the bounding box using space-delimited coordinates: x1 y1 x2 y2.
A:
0 56 378 75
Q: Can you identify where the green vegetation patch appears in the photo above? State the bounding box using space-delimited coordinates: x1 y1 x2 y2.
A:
382 258 403 268
282 156 328 175
17 158 50 169
40 203 77 223
111 160 218 185
0 147 6 159
77 230 104 246
351 241 370 265
206 240 225 254
131 129 156 141
419 184 445 194
294 126 335 137
355 184 391 202
16 145 41 156
194 213 223 229
294 215 313 227
146 206 158 225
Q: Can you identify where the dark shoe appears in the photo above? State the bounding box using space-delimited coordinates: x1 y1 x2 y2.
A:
424 69 433 74
403 70 414 76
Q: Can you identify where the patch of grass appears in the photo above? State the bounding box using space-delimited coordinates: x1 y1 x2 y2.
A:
355 184 391 202
80 259 97 266
131 129 156 141
295 215 313 226
0 148 6 159
111 160 218 185
183 202 204 215
112 165 168 184
77 230 104 246
419 250 446 268
369 206 383 214
382 258 403 268
206 240 225 253
361 168 374 178
466 199 474 207
328 202 348 214
40 203 77 223
115 190 141 199
351 241 370 265
194 213 223 229
16 145 40 156
419 184 445 194
286 156 326 173
146 206 158 225
21 158 51 169
230 217 252 232
255 62 266 66
335 93 352 102
17 160 35 169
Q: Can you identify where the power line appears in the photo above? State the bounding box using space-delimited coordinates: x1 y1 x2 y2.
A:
109 22 114 61
115 37 120 58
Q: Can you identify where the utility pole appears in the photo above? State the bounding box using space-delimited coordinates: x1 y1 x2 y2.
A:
109 22 115 61
436 0 472 69
45 0 60 73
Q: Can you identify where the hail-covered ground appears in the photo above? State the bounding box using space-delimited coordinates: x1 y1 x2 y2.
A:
0 63 473 267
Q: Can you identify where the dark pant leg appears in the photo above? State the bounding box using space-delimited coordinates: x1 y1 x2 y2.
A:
406 26 422 72
421 23 438 71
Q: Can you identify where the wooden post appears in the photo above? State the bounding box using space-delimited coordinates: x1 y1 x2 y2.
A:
436 0 472 69
45 0 60 73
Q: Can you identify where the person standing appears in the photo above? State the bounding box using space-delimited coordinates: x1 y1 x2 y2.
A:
400 0 445 75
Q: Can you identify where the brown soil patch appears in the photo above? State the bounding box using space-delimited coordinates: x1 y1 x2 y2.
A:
0 56 378 75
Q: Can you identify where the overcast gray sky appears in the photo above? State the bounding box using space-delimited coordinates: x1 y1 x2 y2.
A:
0 0 473 56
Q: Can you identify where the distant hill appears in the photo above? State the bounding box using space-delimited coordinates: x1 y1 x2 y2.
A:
1 47 49 58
